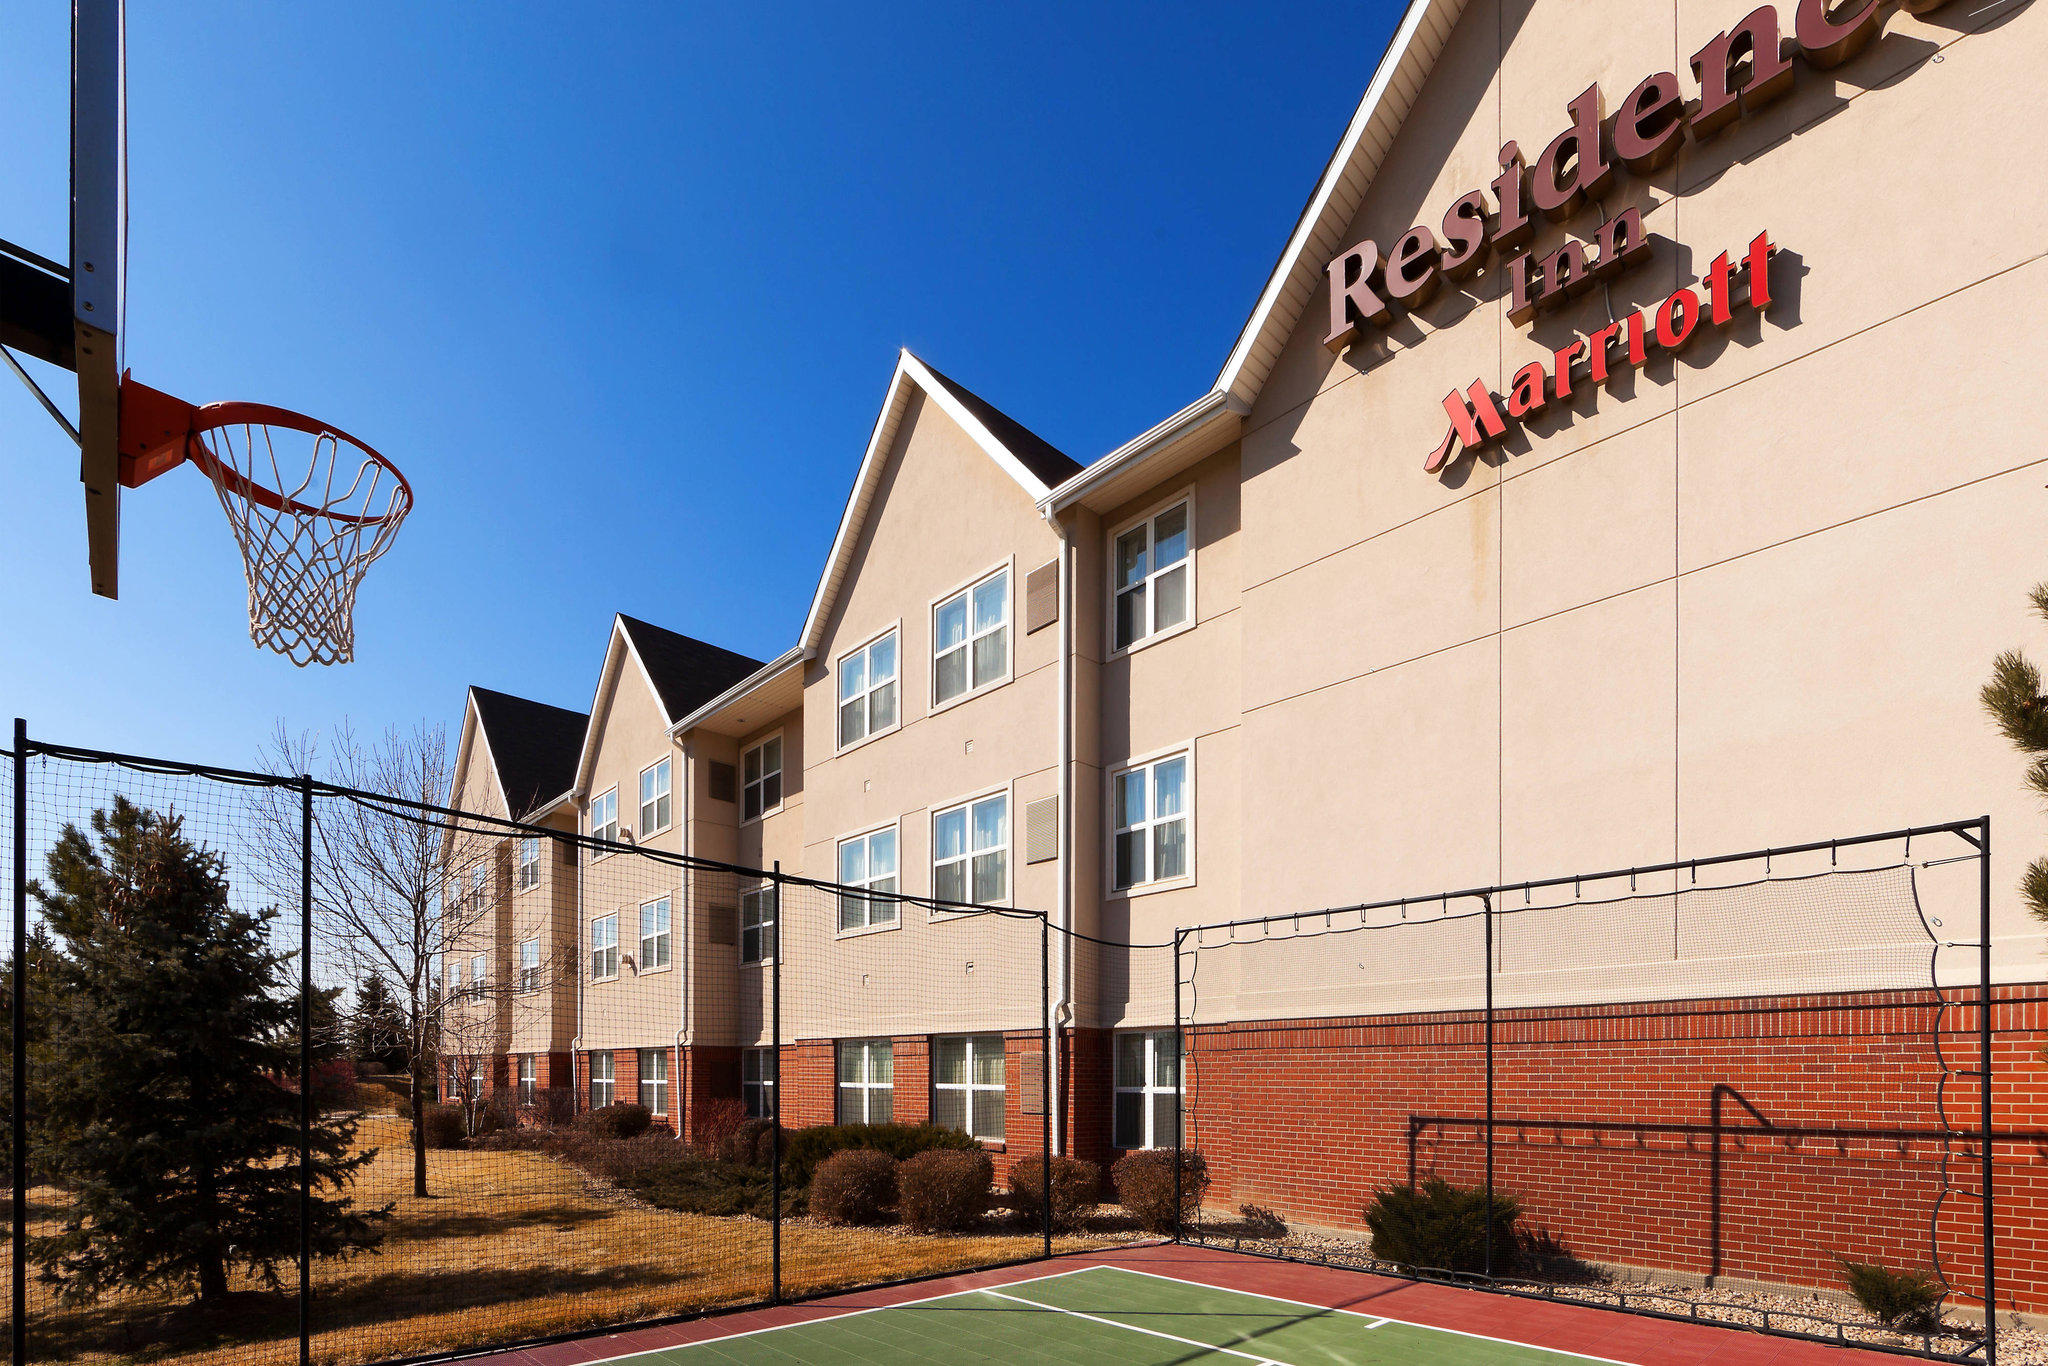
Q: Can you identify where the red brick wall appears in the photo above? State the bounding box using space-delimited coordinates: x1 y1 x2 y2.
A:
1182 985 2048 1313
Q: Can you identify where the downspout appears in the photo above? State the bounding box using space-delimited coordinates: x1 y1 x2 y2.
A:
571 795 586 1096
1049 511 1076 1155
676 737 692 1139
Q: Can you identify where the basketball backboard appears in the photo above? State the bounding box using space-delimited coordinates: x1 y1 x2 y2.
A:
73 0 129 599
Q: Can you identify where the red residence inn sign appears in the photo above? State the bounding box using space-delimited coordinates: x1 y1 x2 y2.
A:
1319 0 1954 473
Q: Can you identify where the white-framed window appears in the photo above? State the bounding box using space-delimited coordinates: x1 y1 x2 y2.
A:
742 734 783 822
933 793 1008 907
640 757 672 834
468 1059 485 1101
468 862 488 914
589 788 619 850
742 1047 777 1119
518 938 540 992
1112 498 1193 653
740 886 777 965
639 1048 669 1115
446 955 462 993
933 566 1009 707
837 629 899 749
590 913 619 982
445 1062 463 1103
1114 1031 1180 1150
518 1055 537 1106
932 1035 1004 1141
589 1051 614 1109
516 836 541 891
1111 750 1191 892
836 1039 894 1124
639 896 671 971
836 827 899 932
469 953 486 991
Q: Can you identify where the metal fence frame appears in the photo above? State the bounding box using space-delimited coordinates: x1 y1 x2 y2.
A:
4 725 1059 1366
1169 816 2000 1366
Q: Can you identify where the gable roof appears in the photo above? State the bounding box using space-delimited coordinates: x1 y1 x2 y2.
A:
798 349 1079 653
575 614 764 798
618 615 766 724
1045 0 1464 511
467 686 589 819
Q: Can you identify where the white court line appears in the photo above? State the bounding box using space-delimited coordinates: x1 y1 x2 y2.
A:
1098 1263 1647 1366
550 1262 1107 1363
976 1286 1286 1365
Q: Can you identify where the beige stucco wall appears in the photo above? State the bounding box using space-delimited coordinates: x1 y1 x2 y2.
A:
788 388 1065 1039
579 655 688 1052
1231 0 2048 1000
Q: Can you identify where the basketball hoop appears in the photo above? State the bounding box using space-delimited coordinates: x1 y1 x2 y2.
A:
117 376 412 667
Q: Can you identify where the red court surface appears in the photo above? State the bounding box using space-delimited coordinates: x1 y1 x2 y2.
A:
473 1242 1920 1366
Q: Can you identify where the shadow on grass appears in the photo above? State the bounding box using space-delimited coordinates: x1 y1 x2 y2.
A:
376 1202 617 1245
26 1263 691 1364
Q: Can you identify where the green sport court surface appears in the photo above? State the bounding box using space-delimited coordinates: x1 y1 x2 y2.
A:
625 1265 1626 1365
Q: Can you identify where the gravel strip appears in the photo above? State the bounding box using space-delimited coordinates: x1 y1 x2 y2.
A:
1198 1225 2042 1363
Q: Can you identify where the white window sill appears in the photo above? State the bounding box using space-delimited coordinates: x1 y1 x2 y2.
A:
835 917 902 940
634 963 672 977
739 958 777 970
1109 618 1196 662
1108 876 1196 901
928 671 1013 719
640 823 673 840
590 975 619 986
834 720 901 760
738 804 784 829
516 881 542 895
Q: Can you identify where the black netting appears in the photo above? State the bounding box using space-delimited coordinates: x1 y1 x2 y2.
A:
1174 838 1998 1361
0 731 2004 1365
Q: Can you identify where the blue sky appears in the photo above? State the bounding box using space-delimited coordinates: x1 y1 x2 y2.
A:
0 1 1403 769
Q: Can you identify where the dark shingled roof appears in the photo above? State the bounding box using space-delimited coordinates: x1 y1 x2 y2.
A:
616 616 765 724
916 360 1082 492
469 687 588 819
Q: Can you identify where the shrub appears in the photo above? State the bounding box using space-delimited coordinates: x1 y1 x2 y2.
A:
1009 1155 1100 1233
616 1152 785 1219
576 1102 653 1140
783 1122 980 1189
417 1102 467 1150
524 1087 577 1129
1364 1177 1522 1276
1839 1259 1944 1332
898 1150 993 1233
695 1097 748 1156
719 1117 777 1168
1239 1204 1287 1239
311 1058 359 1112
811 1149 900 1226
1112 1148 1209 1233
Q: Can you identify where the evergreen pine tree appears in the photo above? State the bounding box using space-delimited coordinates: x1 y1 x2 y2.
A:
350 973 408 1073
1983 584 2048 922
28 797 387 1305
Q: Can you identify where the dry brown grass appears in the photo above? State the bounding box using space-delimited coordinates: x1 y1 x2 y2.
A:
13 1115 1121 1366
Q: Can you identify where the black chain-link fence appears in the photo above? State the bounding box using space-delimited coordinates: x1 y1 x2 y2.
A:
0 725 2013 1366
1 730 1114 1366
1172 822 2005 1364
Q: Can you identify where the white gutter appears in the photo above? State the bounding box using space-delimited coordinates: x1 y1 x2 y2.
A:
667 645 810 739
1038 389 1246 515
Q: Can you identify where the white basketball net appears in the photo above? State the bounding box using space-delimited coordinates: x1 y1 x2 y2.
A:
192 420 411 667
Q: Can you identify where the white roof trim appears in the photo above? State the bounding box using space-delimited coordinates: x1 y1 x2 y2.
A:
669 645 809 737
797 349 1061 654
453 689 509 817
1212 0 1459 406
572 616 671 798
1043 0 1459 512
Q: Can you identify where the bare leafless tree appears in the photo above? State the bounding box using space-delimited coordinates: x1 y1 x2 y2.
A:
247 720 568 1197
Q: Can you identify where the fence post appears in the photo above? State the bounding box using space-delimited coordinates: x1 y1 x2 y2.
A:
1041 913 1052 1259
1483 892 1495 1282
12 720 27 1366
1980 816 1998 1366
298 775 313 1366
1173 927 1184 1245
770 863 782 1308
